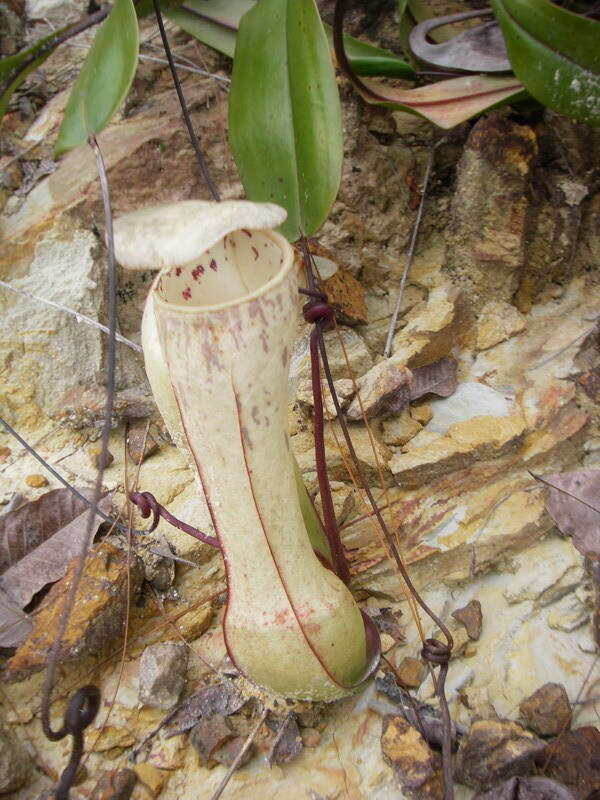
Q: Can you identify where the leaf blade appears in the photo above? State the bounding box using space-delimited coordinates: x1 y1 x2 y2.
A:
354 73 526 129
175 0 414 77
229 0 343 241
490 0 600 126
54 0 139 156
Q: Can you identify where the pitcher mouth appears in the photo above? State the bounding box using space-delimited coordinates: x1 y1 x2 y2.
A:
152 229 295 314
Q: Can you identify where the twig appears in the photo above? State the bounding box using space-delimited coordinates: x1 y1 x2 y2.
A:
137 52 230 82
383 138 445 358
210 707 269 800
40 135 117 756
153 0 221 201
0 280 142 352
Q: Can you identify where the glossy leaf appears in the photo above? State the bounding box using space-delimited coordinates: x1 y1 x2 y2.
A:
353 73 526 129
171 0 414 77
229 0 343 241
54 0 139 156
490 0 600 125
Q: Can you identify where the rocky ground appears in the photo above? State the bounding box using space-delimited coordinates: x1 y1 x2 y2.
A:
2 1 600 799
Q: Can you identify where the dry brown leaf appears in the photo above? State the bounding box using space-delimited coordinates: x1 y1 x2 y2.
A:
0 489 112 609
535 470 600 556
0 587 32 649
164 682 246 738
410 358 458 402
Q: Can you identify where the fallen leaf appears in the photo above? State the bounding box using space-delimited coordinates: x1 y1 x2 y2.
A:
267 714 303 767
0 587 32 649
410 358 458 401
534 470 600 556
0 489 112 609
189 716 235 766
352 73 526 129
364 607 405 643
164 681 246 738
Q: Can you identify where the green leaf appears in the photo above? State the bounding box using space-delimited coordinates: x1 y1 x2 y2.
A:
229 0 343 241
172 0 414 77
490 0 600 126
293 457 331 562
54 0 139 156
352 73 526 129
0 28 65 121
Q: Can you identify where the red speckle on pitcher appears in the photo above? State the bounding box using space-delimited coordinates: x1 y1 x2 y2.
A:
209 258 218 271
192 265 204 281
182 287 192 300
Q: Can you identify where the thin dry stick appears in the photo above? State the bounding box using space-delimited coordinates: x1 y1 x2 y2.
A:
40 134 117 747
0 280 142 352
209 706 269 800
153 0 221 202
81 423 150 769
528 316 600 371
383 138 445 358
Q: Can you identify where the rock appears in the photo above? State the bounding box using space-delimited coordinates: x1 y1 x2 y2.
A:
24 473 48 488
389 413 525 487
0 446 10 463
476 301 527 351
473 776 576 800
319 267 368 326
53 385 154 434
0 231 106 428
547 595 589 632
543 727 600 799
428 382 515 434
452 600 483 640
359 285 425 354
139 641 188 711
133 763 167 797
127 423 159 465
503 547 584 607
576 632 596 654
212 735 255 769
290 326 372 389
392 287 458 368
295 378 354 418
0 723 30 794
6 543 143 681
519 683 572 738
455 719 545 790
396 656 425 689
89 768 137 800
346 361 413 421
292 422 392 485
314 482 356 526
381 715 443 800
381 409 422 446
301 727 321 748
447 114 538 306
87 445 115 470
136 536 175 592
411 403 433 425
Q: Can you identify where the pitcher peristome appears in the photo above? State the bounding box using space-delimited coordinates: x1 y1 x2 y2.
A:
114 200 378 700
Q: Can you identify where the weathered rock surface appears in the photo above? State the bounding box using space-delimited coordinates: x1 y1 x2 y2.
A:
452 600 483 641
139 641 189 711
381 715 443 800
519 683 572 738
543 727 600 799
0 723 30 794
455 719 545 790
6 543 143 680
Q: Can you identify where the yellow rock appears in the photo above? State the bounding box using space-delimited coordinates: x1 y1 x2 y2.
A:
411 404 432 425
381 409 422 446
475 301 526 351
25 473 48 488
134 763 168 797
